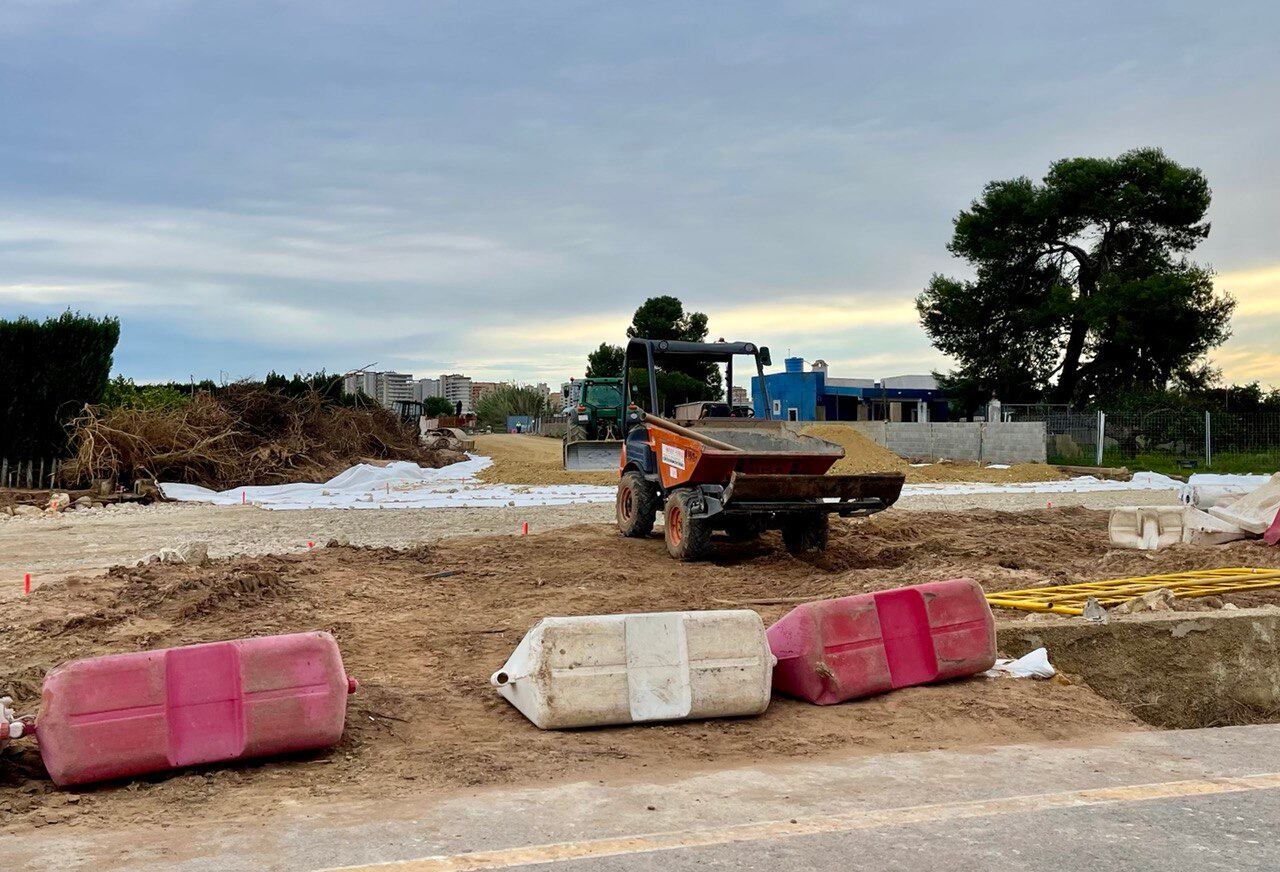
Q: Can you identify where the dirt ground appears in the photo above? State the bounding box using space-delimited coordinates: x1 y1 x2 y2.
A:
800 424 1067 483
6 508 1280 834
475 433 618 485
475 431 1069 486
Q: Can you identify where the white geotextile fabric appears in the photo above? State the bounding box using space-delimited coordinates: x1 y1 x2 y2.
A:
161 460 1192 512
159 456 617 510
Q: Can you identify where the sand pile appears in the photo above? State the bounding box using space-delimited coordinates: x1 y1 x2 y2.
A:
474 433 617 486
802 424 1065 484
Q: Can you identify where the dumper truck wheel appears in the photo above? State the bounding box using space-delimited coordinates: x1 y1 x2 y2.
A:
782 511 829 554
617 471 658 538
663 489 712 560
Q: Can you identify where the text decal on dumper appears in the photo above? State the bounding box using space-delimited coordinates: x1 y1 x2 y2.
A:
661 444 686 471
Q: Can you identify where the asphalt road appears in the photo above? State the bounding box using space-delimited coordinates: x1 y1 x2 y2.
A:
12 724 1280 871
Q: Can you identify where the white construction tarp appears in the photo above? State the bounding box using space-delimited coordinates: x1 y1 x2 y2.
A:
160 457 617 510
160 460 1190 512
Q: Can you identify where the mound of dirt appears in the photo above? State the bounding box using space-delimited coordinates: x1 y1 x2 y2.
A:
801 424 909 475
802 424 1065 484
474 433 617 486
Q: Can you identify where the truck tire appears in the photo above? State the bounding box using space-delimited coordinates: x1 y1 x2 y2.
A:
565 422 587 443
782 511 829 554
663 489 712 561
617 471 658 538
722 516 767 542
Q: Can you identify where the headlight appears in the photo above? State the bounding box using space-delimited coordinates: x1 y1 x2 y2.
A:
578 414 589 421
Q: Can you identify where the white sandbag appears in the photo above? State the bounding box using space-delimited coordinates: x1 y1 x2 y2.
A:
491 610 775 729
1209 472 1280 535
1109 505 1250 550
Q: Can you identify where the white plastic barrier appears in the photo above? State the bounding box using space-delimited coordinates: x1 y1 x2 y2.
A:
1209 473 1280 535
491 610 776 729
1109 506 1250 551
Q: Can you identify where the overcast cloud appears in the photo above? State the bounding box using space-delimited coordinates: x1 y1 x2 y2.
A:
2 1 1278 386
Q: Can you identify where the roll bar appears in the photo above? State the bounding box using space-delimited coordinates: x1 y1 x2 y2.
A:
619 338 773 424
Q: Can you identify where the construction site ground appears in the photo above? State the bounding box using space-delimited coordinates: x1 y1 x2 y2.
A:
5 506 1280 841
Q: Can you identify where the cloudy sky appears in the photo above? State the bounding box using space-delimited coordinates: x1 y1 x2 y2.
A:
2 1 1278 387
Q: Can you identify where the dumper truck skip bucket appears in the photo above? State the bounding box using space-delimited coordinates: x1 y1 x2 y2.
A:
563 439 623 472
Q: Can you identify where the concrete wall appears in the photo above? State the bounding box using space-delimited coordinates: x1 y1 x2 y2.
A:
809 421 1047 463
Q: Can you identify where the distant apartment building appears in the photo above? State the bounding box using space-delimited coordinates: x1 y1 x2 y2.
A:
343 371 380 400
440 374 472 414
413 377 442 402
731 385 749 407
379 372 413 407
342 370 413 409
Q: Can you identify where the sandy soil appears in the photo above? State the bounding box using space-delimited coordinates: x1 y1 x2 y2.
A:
801 424 1067 483
0 488 1186 595
478 430 1068 487
474 433 618 485
7 508 1280 834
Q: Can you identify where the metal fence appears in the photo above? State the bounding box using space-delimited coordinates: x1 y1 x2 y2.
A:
1002 406 1280 473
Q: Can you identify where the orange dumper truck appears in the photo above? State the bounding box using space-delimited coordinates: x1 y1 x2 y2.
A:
614 338 904 560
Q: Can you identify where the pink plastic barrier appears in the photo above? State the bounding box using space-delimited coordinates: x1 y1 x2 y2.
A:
767 579 996 705
36 632 356 786
1265 509 1280 547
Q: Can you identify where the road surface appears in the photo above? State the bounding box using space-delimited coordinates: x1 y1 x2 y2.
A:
9 724 1278 871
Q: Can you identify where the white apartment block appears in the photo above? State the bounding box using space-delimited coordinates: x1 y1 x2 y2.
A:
440 374 472 414
413 377 442 402
343 370 413 409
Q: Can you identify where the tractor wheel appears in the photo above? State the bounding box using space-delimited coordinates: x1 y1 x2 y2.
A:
565 422 587 443
722 515 767 542
781 511 829 555
663 489 712 561
616 471 658 538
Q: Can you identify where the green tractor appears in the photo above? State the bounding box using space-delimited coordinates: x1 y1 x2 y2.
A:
563 377 625 471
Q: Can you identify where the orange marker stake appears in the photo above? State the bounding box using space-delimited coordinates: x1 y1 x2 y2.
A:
521 521 529 536
24 573 31 595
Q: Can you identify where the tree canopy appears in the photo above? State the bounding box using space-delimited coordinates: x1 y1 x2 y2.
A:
0 311 120 458
587 295 723 412
585 342 625 378
917 148 1235 410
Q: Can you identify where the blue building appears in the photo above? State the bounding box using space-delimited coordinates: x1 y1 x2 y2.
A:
751 358 950 423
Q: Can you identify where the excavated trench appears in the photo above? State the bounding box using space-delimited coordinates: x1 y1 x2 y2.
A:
999 609 1280 728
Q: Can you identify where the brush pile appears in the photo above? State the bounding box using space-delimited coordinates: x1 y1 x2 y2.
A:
62 386 463 489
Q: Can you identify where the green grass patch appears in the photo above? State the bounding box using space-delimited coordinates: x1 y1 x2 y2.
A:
1049 450 1279 476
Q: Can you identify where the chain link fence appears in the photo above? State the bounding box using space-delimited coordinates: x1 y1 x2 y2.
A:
1003 405 1280 474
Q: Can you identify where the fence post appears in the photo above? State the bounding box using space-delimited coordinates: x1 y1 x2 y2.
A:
1095 411 1106 467
1205 410 1212 468
1 458 7 488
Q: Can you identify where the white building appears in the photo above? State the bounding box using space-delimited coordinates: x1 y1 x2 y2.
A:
413 377 442 402
343 371 380 399
379 372 414 408
440 373 472 414
343 370 414 409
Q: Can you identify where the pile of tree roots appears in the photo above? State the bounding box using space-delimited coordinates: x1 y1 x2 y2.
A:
63 386 465 489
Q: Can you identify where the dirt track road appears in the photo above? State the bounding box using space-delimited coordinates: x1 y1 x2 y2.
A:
0 487 1182 596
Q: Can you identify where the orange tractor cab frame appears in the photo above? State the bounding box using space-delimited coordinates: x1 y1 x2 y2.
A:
615 338 905 560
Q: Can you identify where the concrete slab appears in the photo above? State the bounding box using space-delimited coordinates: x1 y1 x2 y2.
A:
8 725 1280 871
